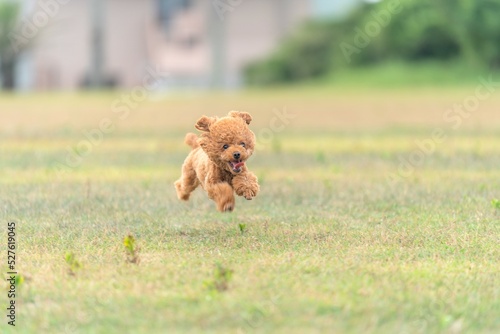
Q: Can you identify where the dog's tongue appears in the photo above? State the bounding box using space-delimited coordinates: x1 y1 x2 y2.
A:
233 161 245 169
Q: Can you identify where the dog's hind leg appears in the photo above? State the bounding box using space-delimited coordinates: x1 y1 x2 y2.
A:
174 161 199 201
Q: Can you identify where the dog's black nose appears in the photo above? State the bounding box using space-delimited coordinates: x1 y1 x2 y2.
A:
233 152 241 160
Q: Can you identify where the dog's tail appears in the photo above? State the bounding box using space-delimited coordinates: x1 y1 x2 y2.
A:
184 133 199 149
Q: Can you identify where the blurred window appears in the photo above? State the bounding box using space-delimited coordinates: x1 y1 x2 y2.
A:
157 0 193 28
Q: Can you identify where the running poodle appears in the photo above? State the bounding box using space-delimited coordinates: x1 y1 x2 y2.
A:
174 111 259 212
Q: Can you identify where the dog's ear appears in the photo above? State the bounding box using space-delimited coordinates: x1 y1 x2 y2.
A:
195 116 216 132
229 111 252 125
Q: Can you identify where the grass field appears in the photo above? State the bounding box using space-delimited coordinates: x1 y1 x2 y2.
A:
1 87 499 333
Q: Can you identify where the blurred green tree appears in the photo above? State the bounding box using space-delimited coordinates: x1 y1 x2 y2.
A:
245 0 500 85
0 2 20 90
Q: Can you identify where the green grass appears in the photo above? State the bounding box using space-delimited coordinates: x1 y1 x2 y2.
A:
321 61 498 88
1 90 499 333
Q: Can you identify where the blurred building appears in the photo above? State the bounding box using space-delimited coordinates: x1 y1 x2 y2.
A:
15 0 337 91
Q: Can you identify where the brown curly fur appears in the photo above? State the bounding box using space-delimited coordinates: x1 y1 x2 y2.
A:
174 111 260 212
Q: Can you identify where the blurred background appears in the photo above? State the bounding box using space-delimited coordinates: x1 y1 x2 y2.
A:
1 0 349 91
1 0 499 92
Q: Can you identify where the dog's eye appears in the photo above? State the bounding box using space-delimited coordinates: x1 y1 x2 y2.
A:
223 144 229 150
240 142 246 148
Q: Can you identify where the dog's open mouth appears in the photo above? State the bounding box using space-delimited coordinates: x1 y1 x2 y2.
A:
228 160 245 173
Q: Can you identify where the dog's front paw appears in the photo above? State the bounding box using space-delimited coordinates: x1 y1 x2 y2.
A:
233 173 259 200
242 185 259 200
